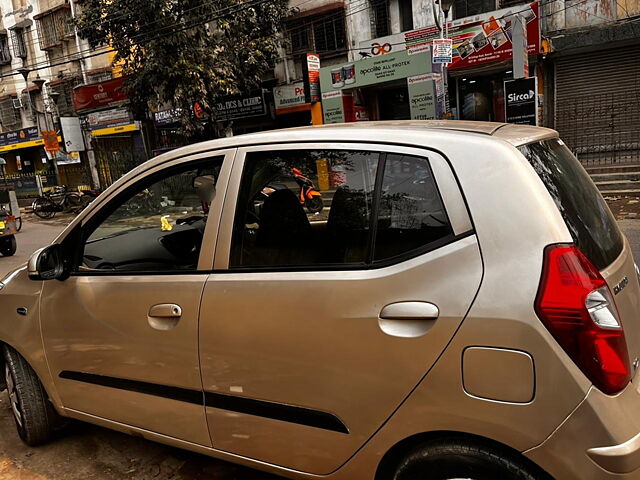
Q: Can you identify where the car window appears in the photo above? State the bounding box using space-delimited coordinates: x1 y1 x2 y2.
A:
374 153 454 262
80 156 224 272
230 150 379 267
519 139 623 270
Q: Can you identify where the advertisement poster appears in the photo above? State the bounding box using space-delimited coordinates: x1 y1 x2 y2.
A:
432 39 453 63
321 91 345 124
407 74 438 120
504 77 537 125
274 82 308 114
304 53 321 103
358 1 540 70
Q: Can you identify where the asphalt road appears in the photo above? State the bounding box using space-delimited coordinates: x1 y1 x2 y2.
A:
1 216 640 479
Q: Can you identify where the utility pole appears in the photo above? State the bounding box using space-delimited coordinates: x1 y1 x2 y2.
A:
434 0 454 118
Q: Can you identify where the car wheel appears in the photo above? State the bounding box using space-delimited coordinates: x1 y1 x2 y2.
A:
3 346 60 446
0 235 16 256
393 439 547 480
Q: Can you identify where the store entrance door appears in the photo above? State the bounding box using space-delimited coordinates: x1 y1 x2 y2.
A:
94 135 139 188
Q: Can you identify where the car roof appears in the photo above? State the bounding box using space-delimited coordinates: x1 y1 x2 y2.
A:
134 121 558 178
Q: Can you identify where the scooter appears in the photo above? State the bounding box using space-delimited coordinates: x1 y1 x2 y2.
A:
291 167 323 214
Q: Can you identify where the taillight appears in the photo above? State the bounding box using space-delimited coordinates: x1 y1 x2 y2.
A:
535 244 631 395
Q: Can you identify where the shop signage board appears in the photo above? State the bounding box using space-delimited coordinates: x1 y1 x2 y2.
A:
55 151 82 166
432 39 453 63
60 117 86 151
504 77 537 126
320 50 438 124
0 126 39 147
41 130 60 152
274 82 309 114
407 74 439 120
358 1 540 69
303 53 321 103
84 107 132 131
216 91 266 121
73 76 128 112
154 109 182 126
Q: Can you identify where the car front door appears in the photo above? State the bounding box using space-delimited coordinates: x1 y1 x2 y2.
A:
40 150 232 446
199 144 483 473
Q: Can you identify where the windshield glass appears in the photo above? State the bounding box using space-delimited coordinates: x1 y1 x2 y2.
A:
519 138 623 270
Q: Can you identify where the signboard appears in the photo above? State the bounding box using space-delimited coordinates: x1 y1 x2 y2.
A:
320 50 433 93
73 76 128 112
215 91 266 121
303 53 321 103
55 151 82 166
432 39 453 63
358 1 540 70
84 107 132 131
504 77 537 126
41 130 60 152
60 117 86 151
274 82 309 114
0 126 39 147
407 74 439 120
154 109 182 126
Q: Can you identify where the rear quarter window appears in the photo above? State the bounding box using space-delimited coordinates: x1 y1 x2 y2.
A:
519 138 623 270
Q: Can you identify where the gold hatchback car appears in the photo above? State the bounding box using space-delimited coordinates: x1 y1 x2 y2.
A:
1 121 639 480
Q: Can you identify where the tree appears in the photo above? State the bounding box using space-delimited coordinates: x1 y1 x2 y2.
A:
76 0 291 138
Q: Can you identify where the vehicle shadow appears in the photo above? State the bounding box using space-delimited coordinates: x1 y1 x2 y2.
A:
0 395 284 480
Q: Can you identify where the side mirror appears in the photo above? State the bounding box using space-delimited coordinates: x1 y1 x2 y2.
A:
28 244 66 281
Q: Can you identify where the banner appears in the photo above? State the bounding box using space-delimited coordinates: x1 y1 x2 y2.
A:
358 1 540 70
407 74 438 120
0 126 39 147
274 82 309 114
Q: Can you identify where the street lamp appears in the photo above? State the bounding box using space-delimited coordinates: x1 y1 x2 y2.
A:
16 67 36 125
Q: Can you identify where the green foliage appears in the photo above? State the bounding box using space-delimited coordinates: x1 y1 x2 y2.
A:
76 0 291 137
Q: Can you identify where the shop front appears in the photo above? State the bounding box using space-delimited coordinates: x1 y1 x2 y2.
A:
319 50 443 123
352 1 542 123
74 77 147 188
0 127 58 198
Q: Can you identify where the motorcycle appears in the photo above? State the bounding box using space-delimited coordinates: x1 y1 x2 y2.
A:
291 167 323 214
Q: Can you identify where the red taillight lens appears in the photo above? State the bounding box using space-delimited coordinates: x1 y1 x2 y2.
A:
535 245 631 395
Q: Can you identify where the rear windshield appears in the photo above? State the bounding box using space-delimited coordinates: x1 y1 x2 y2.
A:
519 138 623 270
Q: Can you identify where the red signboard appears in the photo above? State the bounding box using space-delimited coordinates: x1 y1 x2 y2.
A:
73 76 128 112
359 2 540 71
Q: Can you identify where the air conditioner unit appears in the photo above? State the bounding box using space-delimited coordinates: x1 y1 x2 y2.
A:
12 97 22 109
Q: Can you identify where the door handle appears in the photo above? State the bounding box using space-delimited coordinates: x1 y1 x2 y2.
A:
149 303 182 318
380 301 439 320
378 302 439 338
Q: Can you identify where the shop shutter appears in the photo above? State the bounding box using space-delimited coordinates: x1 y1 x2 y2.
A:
555 48 640 164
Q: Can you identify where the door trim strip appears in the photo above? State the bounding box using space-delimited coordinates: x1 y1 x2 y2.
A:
59 371 349 434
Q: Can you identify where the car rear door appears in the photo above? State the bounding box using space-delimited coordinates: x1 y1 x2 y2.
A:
199 143 483 474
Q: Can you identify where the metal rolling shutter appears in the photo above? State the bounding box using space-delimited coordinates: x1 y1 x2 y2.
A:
555 48 640 164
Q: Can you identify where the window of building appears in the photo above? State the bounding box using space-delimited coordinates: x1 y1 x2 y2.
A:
0 35 11 65
80 157 224 273
49 76 82 116
10 28 27 59
0 96 21 128
371 0 391 37
453 0 496 19
230 149 455 269
287 10 346 56
35 6 73 50
399 0 414 31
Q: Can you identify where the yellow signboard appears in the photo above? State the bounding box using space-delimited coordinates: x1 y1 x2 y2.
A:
91 123 138 137
0 136 62 153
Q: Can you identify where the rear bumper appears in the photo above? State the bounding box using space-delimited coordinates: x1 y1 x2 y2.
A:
524 378 640 479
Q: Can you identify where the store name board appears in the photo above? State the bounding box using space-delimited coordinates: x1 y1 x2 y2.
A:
358 1 540 70
274 82 309 114
303 53 321 103
504 77 537 126
0 126 39 147
215 91 266 121
320 50 439 124
154 108 182 126
73 76 129 112
83 107 132 131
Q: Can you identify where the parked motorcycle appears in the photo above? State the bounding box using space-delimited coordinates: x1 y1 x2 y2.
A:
291 167 323 214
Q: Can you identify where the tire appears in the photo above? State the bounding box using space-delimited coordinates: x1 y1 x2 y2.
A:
393 439 546 480
0 235 16 256
305 195 324 214
15 217 22 232
3 346 60 446
32 197 56 219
